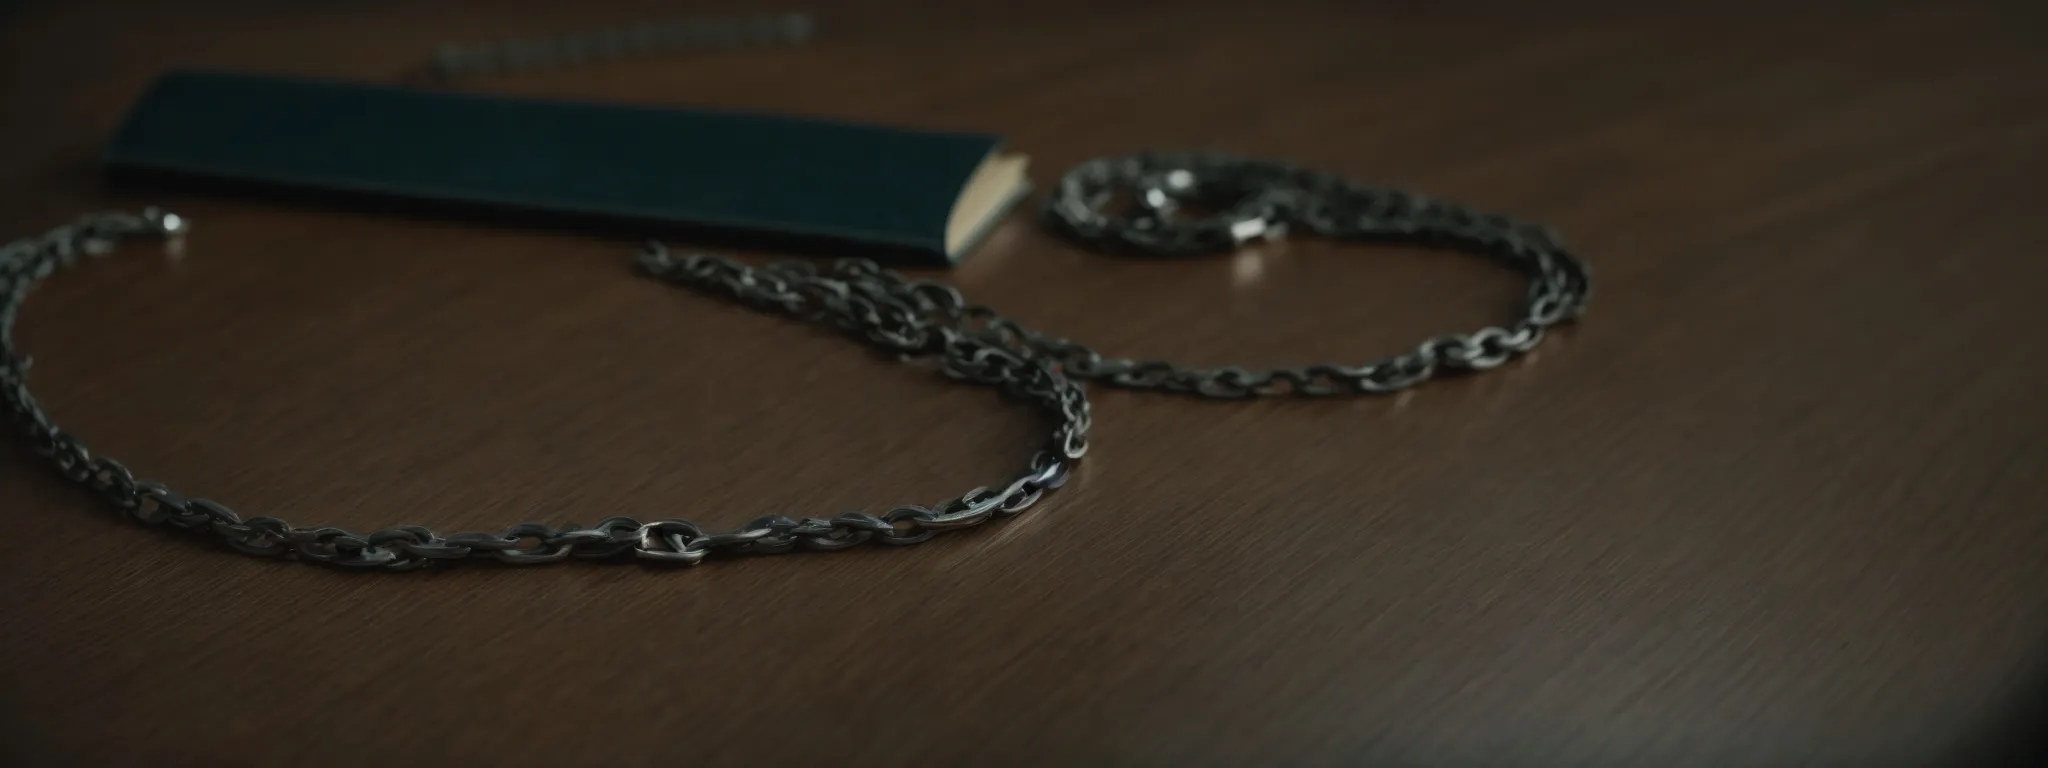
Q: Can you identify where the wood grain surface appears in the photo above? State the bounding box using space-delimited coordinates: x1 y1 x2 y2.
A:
4 1 2046 765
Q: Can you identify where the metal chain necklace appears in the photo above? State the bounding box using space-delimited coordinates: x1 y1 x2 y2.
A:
0 153 1591 571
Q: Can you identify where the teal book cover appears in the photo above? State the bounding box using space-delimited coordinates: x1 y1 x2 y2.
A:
102 70 1030 265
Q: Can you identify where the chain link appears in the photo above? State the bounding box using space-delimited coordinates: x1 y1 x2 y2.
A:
0 152 1589 571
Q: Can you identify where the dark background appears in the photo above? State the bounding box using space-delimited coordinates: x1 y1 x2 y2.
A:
3 1 2045 764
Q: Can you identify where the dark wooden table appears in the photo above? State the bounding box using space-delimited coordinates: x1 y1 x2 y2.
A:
4 1 2045 764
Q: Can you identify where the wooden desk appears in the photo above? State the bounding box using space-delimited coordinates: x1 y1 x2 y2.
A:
3 1 2043 764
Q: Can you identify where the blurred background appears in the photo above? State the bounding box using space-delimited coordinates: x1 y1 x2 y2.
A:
3 1 2045 765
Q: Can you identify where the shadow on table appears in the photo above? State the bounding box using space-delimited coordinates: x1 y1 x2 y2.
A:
101 166 979 270
1956 658 2048 766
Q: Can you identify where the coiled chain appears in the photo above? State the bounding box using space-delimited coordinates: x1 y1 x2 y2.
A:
0 152 1590 571
1040 152 1591 397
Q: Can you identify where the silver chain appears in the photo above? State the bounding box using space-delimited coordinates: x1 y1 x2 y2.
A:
0 153 1589 571
1034 152 1590 397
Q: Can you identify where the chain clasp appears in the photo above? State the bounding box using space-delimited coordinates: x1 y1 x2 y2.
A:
1135 165 1287 248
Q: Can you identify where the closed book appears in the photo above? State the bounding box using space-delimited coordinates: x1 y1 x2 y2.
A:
101 70 1030 266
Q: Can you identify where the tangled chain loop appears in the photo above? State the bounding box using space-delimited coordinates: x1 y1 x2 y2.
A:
1040 152 1591 397
0 152 1590 571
